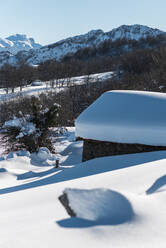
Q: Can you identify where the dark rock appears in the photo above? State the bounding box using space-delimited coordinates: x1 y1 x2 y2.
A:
82 139 166 162
58 193 76 217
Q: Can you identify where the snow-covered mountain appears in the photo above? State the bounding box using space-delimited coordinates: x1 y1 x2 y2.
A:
26 24 166 65
0 24 165 67
0 51 18 67
0 34 42 54
108 24 164 41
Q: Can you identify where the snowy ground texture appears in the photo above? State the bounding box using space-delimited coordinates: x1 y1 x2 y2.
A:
0 127 166 247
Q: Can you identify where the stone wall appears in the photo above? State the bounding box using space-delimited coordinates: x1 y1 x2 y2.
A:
82 139 166 162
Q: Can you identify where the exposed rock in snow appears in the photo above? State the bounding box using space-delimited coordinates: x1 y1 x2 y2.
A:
59 188 134 224
59 192 76 217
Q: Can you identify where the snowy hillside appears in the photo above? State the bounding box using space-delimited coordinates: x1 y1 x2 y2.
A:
27 24 165 65
0 51 18 67
0 71 113 102
0 127 166 247
0 24 165 67
0 34 41 54
109 24 164 41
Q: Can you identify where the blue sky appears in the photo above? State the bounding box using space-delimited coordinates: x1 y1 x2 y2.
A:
0 0 166 45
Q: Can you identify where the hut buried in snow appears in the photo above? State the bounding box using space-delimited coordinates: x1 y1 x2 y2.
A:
75 90 166 161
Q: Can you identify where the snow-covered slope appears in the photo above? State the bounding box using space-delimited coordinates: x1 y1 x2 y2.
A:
0 127 166 247
76 90 166 146
0 34 41 54
0 71 114 102
27 24 166 64
0 51 18 67
27 29 109 64
109 24 164 41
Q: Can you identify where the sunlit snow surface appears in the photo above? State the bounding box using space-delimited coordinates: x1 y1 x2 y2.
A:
0 128 166 247
63 188 134 224
76 90 166 146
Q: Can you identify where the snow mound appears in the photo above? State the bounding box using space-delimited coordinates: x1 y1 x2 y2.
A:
76 90 166 146
30 147 57 166
60 188 134 224
2 154 32 172
36 147 52 162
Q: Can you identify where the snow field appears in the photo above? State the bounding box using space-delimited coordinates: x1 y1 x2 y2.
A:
0 128 166 247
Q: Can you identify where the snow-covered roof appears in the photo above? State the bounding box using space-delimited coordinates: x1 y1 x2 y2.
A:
75 90 166 146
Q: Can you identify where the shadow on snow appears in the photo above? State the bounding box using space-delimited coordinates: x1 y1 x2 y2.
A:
57 189 135 228
146 174 166 194
0 151 166 195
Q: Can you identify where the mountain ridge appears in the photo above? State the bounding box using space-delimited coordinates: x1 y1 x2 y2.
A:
0 24 166 67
